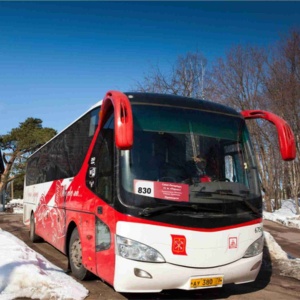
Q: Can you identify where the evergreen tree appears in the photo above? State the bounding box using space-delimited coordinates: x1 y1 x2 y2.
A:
0 118 57 200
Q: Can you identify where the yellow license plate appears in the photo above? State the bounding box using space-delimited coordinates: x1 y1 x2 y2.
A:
190 276 223 289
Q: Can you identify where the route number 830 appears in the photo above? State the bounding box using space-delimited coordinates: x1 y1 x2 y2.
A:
138 187 152 194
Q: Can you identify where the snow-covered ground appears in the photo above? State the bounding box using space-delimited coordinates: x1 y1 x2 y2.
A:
0 198 299 299
0 199 89 300
0 229 89 300
264 198 300 229
263 198 300 281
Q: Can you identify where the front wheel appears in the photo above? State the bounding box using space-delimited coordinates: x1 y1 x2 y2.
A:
69 228 92 280
29 213 42 242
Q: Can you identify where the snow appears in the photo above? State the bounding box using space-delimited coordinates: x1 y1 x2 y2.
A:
263 198 300 229
263 231 289 260
0 229 89 300
0 198 299 299
2 198 24 214
263 198 300 281
0 200 89 300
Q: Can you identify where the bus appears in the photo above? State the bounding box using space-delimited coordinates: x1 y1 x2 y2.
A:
23 91 296 293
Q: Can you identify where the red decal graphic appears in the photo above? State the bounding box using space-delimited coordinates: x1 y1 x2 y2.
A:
229 237 238 249
171 235 187 255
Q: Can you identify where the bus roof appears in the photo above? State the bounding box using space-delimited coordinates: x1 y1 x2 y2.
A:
124 92 241 117
29 92 242 157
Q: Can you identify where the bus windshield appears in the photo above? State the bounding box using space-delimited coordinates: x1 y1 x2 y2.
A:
119 104 261 215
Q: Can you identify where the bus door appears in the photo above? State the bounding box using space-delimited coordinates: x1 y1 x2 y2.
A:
85 113 115 283
86 91 132 283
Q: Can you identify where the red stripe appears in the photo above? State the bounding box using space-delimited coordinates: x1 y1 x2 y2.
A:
116 211 262 232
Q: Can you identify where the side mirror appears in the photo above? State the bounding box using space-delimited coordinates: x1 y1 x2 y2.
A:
99 91 133 150
241 110 296 161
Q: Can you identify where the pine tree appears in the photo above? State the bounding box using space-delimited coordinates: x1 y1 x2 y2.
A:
0 118 56 202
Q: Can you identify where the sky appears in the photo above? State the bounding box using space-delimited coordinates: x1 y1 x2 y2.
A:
1 1 300 134
0 198 300 299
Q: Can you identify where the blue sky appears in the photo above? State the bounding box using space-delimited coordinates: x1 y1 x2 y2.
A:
1 1 300 134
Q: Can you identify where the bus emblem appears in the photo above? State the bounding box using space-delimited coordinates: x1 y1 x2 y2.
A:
229 237 238 249
171 235 187 255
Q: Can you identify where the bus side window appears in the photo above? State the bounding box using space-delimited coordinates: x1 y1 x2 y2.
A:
224 151 248 185
225 155 235 182
87 115 114 204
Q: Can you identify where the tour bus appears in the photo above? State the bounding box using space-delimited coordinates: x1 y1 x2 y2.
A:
23 91 296 292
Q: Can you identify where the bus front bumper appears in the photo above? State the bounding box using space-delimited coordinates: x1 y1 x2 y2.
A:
113 253 262 293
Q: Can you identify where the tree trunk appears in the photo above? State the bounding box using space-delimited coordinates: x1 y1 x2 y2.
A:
0 174 7 195
294 195 300 215
0 153 17 195
264 194 273 212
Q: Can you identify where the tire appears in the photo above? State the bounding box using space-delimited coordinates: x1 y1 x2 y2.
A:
29 213 42 242
69 228 92 280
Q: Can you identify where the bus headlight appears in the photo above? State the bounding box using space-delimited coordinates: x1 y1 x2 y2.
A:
243 235 264 258
116 235 165 263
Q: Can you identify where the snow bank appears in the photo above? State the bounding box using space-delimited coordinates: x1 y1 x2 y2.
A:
0 229 89 300
3 198 24 214
263 198 300 229
264 231 300 281
264 231 288 260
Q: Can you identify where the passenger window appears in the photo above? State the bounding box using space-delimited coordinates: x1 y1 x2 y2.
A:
86 115 114 204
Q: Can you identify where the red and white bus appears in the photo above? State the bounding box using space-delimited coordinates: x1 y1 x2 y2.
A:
23 91 296 292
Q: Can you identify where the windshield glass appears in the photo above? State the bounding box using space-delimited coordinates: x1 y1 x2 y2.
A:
119 104 261 216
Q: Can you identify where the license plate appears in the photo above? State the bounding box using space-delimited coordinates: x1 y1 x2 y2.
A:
190 276 223 289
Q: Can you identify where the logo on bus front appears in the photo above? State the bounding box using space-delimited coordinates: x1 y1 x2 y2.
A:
171 234 187 255
229 237 238 249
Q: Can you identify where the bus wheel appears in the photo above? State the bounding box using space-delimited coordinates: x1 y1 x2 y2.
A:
29 213 42 242
69 228 92 280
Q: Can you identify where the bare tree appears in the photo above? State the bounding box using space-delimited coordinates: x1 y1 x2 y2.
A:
264 30 300 214
207 45 266 110
135 51 208 99
207 45 282 212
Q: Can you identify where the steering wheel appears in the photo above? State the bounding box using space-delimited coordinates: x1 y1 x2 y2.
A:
213 177 230 182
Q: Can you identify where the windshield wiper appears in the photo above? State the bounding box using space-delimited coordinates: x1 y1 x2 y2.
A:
194 189 261 217
139 204 221 217
210 190 261 217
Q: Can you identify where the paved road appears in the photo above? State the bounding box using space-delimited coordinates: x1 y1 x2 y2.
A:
263 219 300 259
1 213 300 300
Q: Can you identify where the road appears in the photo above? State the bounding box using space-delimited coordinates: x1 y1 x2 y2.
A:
1 213 300 300
263 219 300 259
